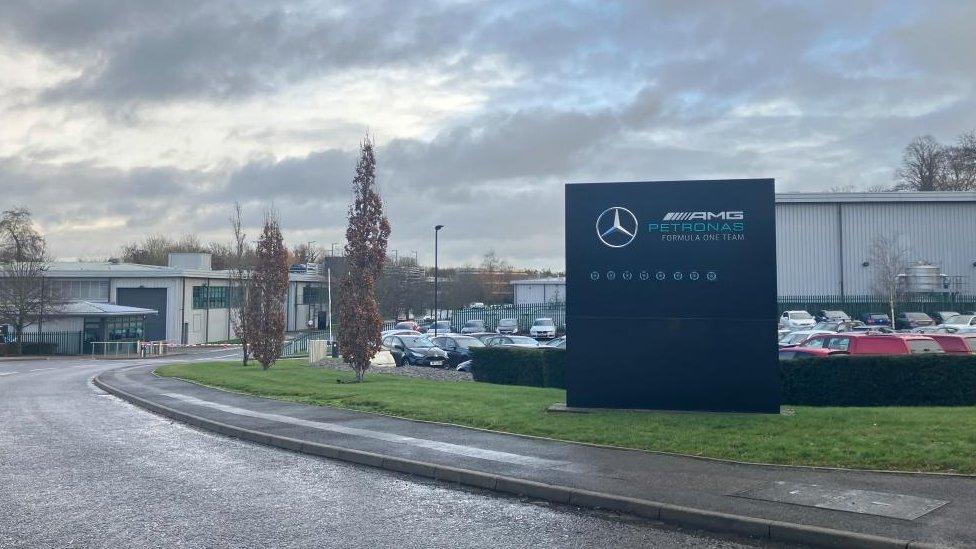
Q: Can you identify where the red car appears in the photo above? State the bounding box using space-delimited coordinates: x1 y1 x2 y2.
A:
779 347 845 360
927 334 976 355
800 333 944 355
394 320 420 332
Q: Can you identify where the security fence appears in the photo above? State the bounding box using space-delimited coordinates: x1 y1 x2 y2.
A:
5 331 84 355
778 295 976 319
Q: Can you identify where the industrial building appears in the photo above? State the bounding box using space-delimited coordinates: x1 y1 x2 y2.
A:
31 253 327 344
512 191 976 304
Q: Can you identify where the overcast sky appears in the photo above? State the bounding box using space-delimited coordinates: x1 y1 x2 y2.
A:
2 1 975 269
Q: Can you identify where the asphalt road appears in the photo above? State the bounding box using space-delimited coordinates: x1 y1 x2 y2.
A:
0 350 777 548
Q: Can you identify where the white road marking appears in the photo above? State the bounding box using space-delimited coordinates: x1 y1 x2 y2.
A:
164 392 573 470
29 367 56 372
0 372 17 376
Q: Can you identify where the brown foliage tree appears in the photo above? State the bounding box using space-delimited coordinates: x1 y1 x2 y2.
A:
338 136 391 382
0 208 58 353
228 202 256 365
246 211 289 370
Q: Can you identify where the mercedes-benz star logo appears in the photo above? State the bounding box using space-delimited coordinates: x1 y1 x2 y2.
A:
595 206 638 248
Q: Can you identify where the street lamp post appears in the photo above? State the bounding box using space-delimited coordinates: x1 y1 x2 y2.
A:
433 225 444 336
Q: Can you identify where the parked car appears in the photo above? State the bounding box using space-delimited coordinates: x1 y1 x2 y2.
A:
779 310 816 330
930 311 961 325
927 334 976 355
496 318 519 334
381 334 449 367
815 310 851 322
394 320 419 331
484 335 540 348
800 333 944 355
810 320 868 333
467 332 497 343
779 347 845 360
544 336 566 349
894 312 935 330
941 314 976 330
381 329 420 339
456 360 473 372
860 313 891 327
529 318 557 339
420 320 452 335
430 335 485 368
468 302 486 309
778 330 833 348
459 319 486 334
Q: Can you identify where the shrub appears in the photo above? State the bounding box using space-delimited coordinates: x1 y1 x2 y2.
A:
0 342 58 356
782 354 976 406
470 347 565 388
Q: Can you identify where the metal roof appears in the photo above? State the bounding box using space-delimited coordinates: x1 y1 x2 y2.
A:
55 301 157 317
44 261 324 282
511 277 566 285
776 192 976 204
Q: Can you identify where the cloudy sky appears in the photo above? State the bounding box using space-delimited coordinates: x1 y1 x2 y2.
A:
1 1 975 269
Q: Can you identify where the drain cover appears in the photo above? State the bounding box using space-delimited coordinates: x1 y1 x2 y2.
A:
734 481 948 520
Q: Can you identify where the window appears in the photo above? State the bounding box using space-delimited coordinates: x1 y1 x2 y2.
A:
826 337 850 351
802 337 825 348
49 279 110 301
302 286 328 304
192 285 229 309
908 340 944 354
105 316 145 341
789 312 813 320
966 339 976 352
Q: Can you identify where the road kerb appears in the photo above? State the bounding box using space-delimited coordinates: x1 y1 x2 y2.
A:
93 372 955 549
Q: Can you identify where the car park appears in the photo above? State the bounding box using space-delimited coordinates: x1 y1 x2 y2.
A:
779 310 816 330
778 347 845 360
394 320 420 331
815 310 851 322
800 333 944 355
484 335 540 348
810 320 869 333
529 318 557 339
860 313 891 327
894 312 935 330
381 335 449 367
430 335 485 368
459 319 486 334
778 329 833 347
496 318 519 334
927 334 976 355
381 329 420 339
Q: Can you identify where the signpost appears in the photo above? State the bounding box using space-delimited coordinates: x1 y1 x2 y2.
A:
565 179 779 413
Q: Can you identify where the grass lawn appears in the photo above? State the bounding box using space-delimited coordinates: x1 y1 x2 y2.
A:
156 360 976 474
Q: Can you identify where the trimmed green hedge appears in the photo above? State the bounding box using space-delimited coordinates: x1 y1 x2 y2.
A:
782 354 976 406
471 348 976 406
470 347 566 388
0 342 58 356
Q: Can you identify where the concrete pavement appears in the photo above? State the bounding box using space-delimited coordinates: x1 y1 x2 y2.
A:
95 362 974 548
0 352 774 548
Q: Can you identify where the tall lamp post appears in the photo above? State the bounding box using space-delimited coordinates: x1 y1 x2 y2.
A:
433 225 444 336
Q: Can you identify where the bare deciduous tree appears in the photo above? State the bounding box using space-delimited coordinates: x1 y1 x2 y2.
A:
868 234 911 328
895 135 945 191
292 243 321 265
944 131 976 191
228 202 255 365
338 135 391 382
0 208 58 353
246 211 289 370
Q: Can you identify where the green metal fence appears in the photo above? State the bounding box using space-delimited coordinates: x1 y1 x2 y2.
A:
281 331 330 358
778 295 976 319
11 331 84 355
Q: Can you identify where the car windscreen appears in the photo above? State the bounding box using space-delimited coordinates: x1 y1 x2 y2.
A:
532 319 554 327
906 313 930 320
967 338 976 352
464 320 483 327
780 333 806 345
455 337 484 349
509 336 538 345
400 336 434 348
498 319 517 326
950 315 975 324
907 339 943 354
789 312 813 319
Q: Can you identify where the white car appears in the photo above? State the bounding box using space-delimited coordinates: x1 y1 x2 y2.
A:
529 318 557 339
940 314 976 331
779 310 816 330
778 330 833 348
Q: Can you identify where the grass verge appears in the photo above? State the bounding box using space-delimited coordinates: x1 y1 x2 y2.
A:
156 359 976 474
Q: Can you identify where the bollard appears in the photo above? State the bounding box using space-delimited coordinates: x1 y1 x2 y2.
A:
331 341 339 358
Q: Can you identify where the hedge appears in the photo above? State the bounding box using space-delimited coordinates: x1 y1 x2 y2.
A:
0 342 58 356
469 347 566 388
781 354 976 406
470 347 976 406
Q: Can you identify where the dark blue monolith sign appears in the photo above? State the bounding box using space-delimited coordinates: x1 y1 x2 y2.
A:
565 179 779 413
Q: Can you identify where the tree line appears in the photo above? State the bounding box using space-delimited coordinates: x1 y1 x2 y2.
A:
893 131 975 191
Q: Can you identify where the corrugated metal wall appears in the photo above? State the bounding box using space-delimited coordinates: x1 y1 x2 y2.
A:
777 201 976 297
